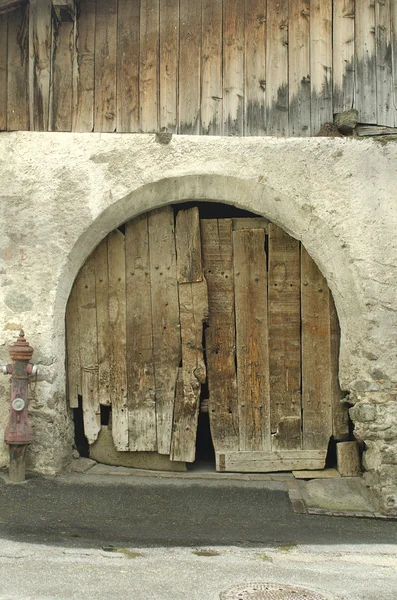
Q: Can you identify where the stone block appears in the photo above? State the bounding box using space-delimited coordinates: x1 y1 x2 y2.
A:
337 441 361 476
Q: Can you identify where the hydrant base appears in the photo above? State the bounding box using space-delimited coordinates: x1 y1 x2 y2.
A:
9 445 28 484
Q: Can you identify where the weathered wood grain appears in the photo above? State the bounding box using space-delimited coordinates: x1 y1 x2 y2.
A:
217 449 327 472
66 271 81 408
0 0 27 14
175 207 203 283
29 0 52 131
94 0 117 132
233 229 270 452
107 229 129 451
140 0 159 132
289 0 311 136
179 0 201 134
125 214 157 452
232 217 269 232
333 0 355 114
201 219 239 452
94 237 111 407
0 14 7 130
310 0 333 133
268 223 301 451
72 0 95 131
392 0 397 126
223 0 244 136
50 19 74 131
201 0 223 135
266 0 289 135
244 0 266 135
301 247 332 451
149 207 181 455
355 0 377 123
7 5 29 130
330 292 349 440
117 0 140 132
376 0 394 126
159 0 178 132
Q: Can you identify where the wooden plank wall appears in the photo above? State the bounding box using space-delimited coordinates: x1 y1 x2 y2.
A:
1 0 397 133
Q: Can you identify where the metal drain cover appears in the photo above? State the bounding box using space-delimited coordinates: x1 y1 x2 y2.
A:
220 582 328 600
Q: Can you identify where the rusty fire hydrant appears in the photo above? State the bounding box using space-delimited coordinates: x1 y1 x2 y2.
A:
3 331 38 483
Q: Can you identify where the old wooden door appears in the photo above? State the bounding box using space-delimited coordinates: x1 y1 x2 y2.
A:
66 206 349 471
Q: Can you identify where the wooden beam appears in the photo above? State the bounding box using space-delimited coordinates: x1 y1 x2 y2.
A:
217 450 327 473
0 0 27 15
52 0 75 22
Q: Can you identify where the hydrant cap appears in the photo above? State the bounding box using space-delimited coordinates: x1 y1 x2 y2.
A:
9 330 34 362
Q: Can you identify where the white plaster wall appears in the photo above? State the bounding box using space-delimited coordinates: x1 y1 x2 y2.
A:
0 132 396 511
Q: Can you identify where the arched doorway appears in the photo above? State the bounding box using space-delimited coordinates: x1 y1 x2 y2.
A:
66 203 350 472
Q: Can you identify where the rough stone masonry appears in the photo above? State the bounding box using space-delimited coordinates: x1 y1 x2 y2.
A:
0 132 396 514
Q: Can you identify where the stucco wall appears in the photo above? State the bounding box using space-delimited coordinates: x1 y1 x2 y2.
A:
0 132 396 512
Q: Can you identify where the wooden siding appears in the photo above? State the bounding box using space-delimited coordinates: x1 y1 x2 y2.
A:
0 0 397 133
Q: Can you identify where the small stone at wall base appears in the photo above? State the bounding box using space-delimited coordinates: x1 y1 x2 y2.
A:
71 457 96 473
337 441 361 477
334 109 359 135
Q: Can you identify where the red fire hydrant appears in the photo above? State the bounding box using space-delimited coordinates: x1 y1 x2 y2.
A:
3 331 38 483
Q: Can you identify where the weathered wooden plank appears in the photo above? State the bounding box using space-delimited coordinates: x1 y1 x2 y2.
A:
333 0 355 114
0 14 7 130
94 237 111 407
178 0 201 134
50 19 74 131
355 0 377 123
159 0 178 133
149 207 181 455
0 0 27 14
244 0 266 135
232 217 269 232
52 0 75 22
7 5 28 130
140 0 159 132
78 254 100 445
72 0 95 131
217 450 327 472
310 0 333 133
330 293 349 440
66 271 81 408
107 230 128 451
355 123 397 135
223 0 244 136
171 280 208 462
29 0 52 131
376 0 394 126
175 207 203 283
301 247 332 451
266 0 289 135
268 223 301 450
233 229 270 452
201 219 239 452
125 214 157 452
201 0 223 135
289 0 311 136
94 0 117 132
117 0 140 132
392 0 397 125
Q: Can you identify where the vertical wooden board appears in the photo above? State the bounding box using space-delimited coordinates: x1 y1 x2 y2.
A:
233 229 270 452
266 0 289 135
223 0 244 136
107 229 128 451
94 237 111 407
94 0 117 132
140 0 159 132
244 0 266 136
29 0 52 131
7 5 29 130
392 0 397 125
149 207 181 455
179 0 201 134
125 215 157 452
310 0 333 133
0 14 7 130
268 223 301 450
175 207 203 283
201 219 239 452
50 20 74 131
301 247 332 451
117 0 140 132
333 0 355 114
376 0 394 126
355 0 377 123
159 0 179 132
66 273 82 408
201 0 223 135
77 254 100 445
330 293 349 440
72 0 95 132
288 0 311 136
